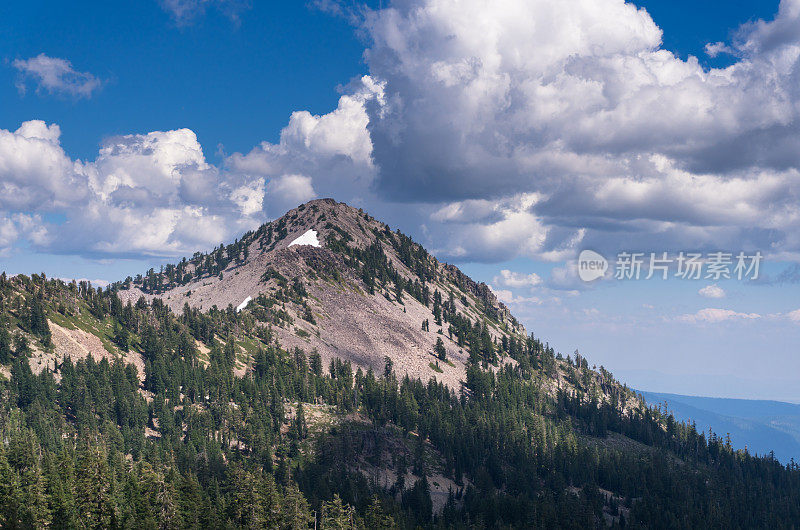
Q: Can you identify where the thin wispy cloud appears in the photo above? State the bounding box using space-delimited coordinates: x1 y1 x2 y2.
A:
678 308 761 324
159 0 251 25
13 53 102 98
699 284 726 299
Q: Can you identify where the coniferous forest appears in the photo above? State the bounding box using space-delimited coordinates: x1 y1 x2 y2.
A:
1 270 799 529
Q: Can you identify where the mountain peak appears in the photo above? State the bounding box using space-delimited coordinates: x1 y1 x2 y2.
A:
118 200 524 388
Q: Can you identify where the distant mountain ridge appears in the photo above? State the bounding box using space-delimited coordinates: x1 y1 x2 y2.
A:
640 390 800 463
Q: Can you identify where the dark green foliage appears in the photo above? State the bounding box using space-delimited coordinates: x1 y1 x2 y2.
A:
402 476 432 523
261 267 287 286
383 355 393 379
127 231 257 294
25 292 51 347
435 337 446 361
302 304 316 325
13 334 30 357
321 493 356 529
0 326 11 364
364 495 395 529
112 322 129 352
293 402 308 441
1 272 800 528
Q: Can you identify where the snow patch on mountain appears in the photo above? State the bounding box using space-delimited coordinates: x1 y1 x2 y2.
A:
288 229 320 248
236 296 252 312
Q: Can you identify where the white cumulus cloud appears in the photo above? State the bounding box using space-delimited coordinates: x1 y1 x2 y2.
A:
488 286 542 305
265 174 317 214
0 121 266 257
9 0 800 268
342 0 800 261
493 269 542 289
0 121 87 211
226 76 382 213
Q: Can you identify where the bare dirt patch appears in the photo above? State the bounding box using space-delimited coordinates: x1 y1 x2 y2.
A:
28 321 145 383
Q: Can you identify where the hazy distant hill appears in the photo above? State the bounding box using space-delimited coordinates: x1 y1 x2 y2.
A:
640 391 800 463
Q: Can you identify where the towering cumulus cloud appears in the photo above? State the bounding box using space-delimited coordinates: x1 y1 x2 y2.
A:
358 0 800 260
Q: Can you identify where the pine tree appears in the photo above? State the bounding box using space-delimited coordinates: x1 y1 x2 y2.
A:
47 451 79 530
259 472 282 528
280 481 313 529
310 350 323 377
0 450 23 529
20 457 51 528
435 337 447 360
0 326 12 363
303 304 316 324
27 293 51 347
364 495 395 529
113 322 129 352
383 356 393 379
75 442 116 528
402 475 432 524
224 337 237 365
177 472 202 528
293 402 308 441
155 469 181 529
229 465 266 528
13 333 30 357
321 494 355 529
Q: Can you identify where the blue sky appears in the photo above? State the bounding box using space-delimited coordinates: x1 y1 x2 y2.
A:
0 1 369 160
2 0 800 400
634 0 779 66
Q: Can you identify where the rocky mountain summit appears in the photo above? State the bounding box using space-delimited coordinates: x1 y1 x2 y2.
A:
119 199 526 389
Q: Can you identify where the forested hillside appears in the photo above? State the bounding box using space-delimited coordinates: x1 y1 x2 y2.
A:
1 202 800 528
